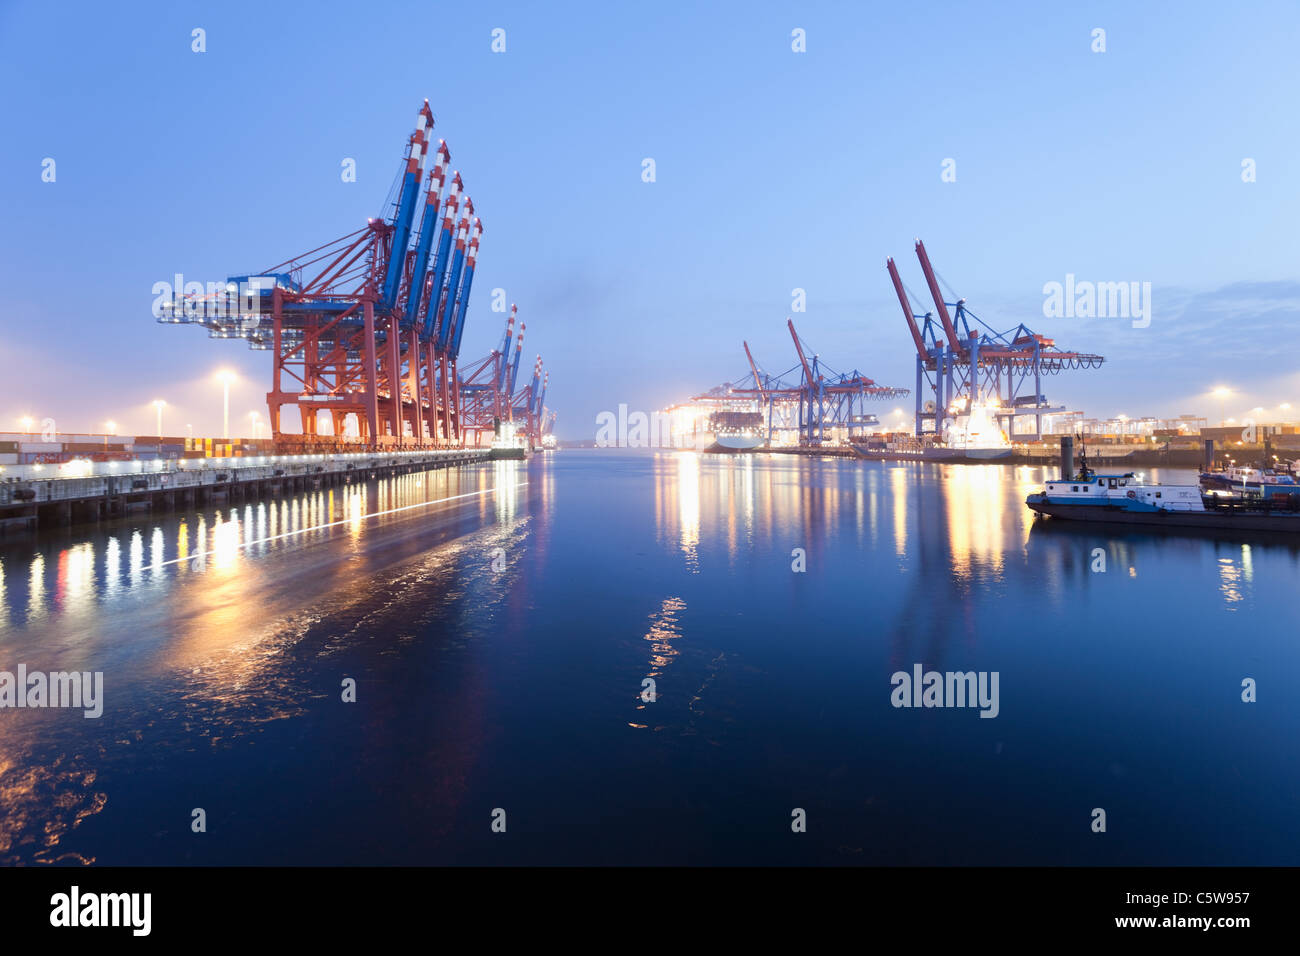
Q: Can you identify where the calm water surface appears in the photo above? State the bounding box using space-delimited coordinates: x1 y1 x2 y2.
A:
0 450 1296 865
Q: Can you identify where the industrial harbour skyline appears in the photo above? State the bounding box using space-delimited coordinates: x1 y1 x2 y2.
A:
0 0 1293 937
4 2 1300 439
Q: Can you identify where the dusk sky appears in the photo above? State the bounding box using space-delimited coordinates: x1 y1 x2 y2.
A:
3 0 1299 439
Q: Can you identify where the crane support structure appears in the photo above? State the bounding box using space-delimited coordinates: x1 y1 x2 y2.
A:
457 306 551 450
678 321 907 448
156 100 554 451
888 239 1104 440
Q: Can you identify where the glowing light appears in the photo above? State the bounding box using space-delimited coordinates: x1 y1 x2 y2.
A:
152 399 167 437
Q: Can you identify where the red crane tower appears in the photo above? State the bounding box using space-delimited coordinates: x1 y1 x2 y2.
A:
155 101 518 450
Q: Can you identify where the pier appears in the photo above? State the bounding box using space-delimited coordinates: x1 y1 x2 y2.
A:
0 448 490 537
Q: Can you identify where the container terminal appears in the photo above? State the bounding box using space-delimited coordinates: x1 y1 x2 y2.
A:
1 101 558 535
662 239 1300 472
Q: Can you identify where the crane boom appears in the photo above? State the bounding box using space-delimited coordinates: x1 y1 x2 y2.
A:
497 305 515 390
402 141 450 330
887 256 929 359
743 341 767 399
435 202 472 350
381 102 434 310
914 239 963 353
787 318 816 385
506 322 525 410
420 173 460 340
449 217 482 359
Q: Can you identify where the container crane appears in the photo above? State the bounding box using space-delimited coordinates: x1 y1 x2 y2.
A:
155 100 516 450
889 239 1104 440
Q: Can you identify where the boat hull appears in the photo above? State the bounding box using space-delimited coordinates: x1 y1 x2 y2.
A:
715 434 763 451
1027 497 1300 533
938 447 1014 462
851 444 1013 463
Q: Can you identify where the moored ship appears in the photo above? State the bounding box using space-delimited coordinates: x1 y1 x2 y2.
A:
1199 464 1298 496
852 404 1012 463
1027 444 1300 533
703 410 764 452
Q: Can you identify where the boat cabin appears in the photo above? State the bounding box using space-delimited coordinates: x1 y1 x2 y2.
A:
1042 471 1205 511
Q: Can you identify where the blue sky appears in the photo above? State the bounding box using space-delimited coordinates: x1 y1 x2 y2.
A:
2 0 1299 438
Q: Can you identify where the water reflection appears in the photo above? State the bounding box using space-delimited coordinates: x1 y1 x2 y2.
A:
0 459 536 865
677 452 700 572
5 452 1300 866
4 467 531 614
1217 555 1245 608
631 596 687 730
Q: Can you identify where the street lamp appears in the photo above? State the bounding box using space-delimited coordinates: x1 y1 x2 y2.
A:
217 370 236 440
104 420 116 448
249 411 261 439
152 400 166 437
20 416 33 434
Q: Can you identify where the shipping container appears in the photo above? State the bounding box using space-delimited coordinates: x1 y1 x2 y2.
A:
64 442 131 453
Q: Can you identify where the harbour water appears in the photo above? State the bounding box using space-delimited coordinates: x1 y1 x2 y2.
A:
1 450 1296 865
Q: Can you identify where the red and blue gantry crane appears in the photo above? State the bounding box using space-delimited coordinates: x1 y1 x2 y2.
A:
682 319 908 447
887 239 1103 441
457 304 552 449
157 100 550 450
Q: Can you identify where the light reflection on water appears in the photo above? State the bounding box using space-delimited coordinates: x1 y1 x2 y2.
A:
0 462 541 864
1 451 1298 865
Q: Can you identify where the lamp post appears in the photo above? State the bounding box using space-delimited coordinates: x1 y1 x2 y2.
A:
152 400 166 438
104 420 116 448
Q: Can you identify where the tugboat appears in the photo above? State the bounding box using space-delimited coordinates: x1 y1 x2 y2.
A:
1026 439 1300 532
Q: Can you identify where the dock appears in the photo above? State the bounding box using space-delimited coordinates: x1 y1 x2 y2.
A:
0 448 490 537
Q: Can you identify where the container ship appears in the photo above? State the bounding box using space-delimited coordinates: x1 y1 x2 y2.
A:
852 404 1012 463
697 410 764 452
